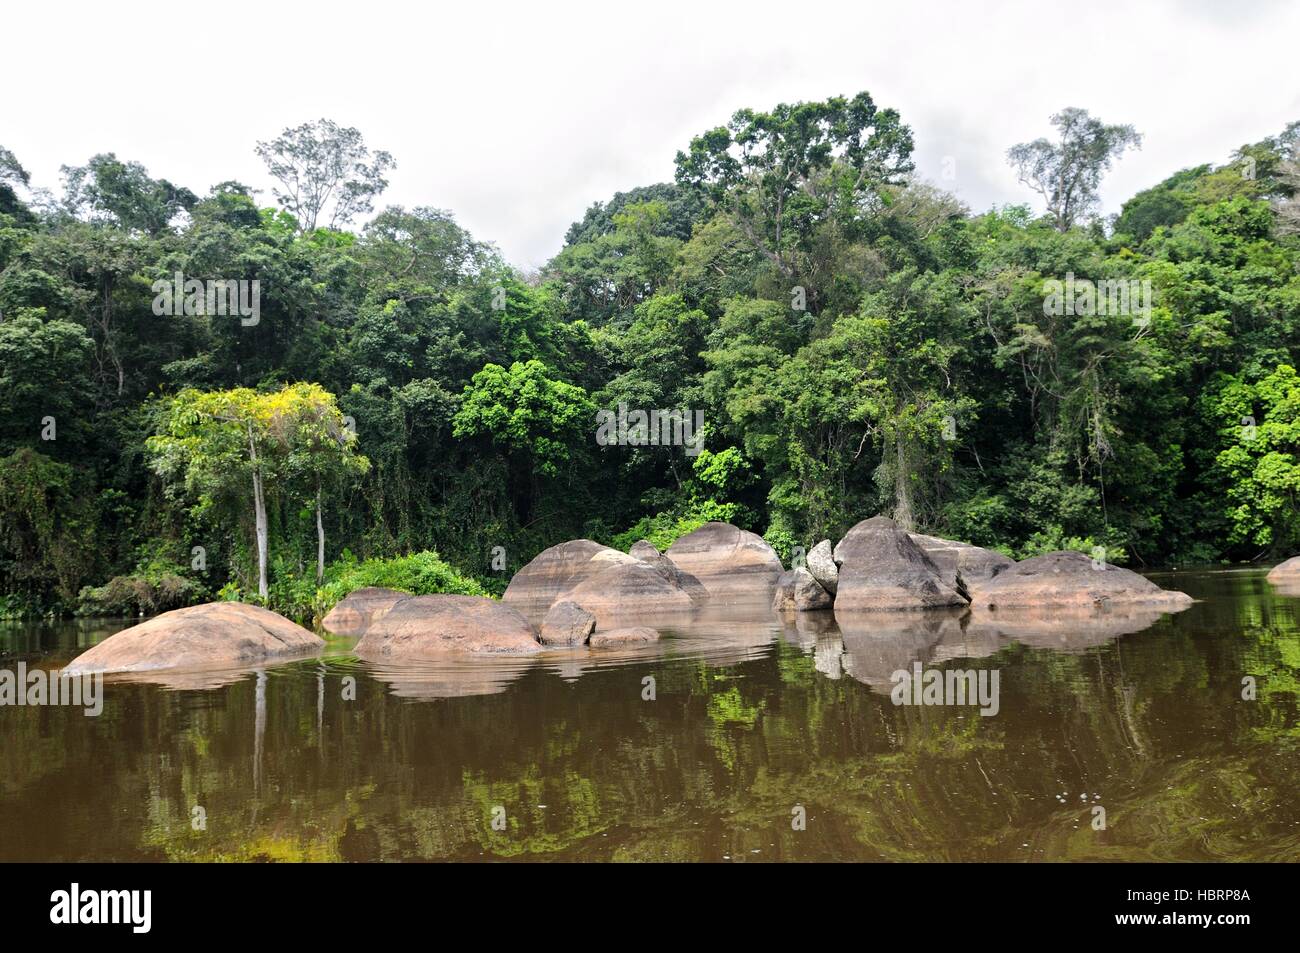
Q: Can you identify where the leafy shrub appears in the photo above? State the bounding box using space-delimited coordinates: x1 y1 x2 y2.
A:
76 557 206 617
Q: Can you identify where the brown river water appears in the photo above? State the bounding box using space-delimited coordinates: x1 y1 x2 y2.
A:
1 568 1298 861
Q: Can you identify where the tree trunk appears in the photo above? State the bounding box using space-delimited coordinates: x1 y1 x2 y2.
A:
316 482 325 585
248 424 269 600
893 433 915 532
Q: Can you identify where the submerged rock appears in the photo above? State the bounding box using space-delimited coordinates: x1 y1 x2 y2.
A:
588 626 660 647
502 539 636 617
806 539 839 595
63 602 324 674
971 551 1193 610
1267 556 1300 583
772 568 833 611
539 600 597 646
321 586 409 636
907 532 1014 597
833 516 968 611
666 522 783 599
355 595 541 657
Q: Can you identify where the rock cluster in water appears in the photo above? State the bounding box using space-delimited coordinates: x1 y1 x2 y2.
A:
64 518 1196 673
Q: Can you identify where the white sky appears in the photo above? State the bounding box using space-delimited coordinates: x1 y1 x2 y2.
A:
5 0 1300 267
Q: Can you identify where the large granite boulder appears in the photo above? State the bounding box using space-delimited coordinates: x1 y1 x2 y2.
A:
907 532 1015 597
833 516 968 612
354 595 541 657
806 539 839 595
1267 556 1300 583
666 522 783 600
321 587 409 636
971 551 1193 610
539 601 596 646
502 540 636 618
556 560 698 629
63 602 323 674
772 568 833 612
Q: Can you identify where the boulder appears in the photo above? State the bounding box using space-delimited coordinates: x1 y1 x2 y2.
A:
833 516 968 612
539 600 597 646
806 539 839 595
354 595 541 657
772 568 833 612
1267 556 1300 583
628 541 709 604
556 559 698 629
629 540 660 559
971 551 1194 610
666 522 783 599
907 532 1014 597
502 540 636 617
589 626 660 647
63 602 323 674
321 586 408 636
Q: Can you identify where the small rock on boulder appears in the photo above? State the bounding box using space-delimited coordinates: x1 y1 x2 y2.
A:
64 602 323 674
666 522 783 600
806 539 839 595
833 516 968 612
629 540 660 559
321 587 409 636
355 595 541 658
589 626 660 647
772 568 833 612
539 601 597 646
971 551 1193 610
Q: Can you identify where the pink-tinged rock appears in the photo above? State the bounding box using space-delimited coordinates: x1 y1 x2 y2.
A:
666 522 783 599
502 539 637 618
772 568 833 611
321 587 409 636
557 559 698 629
63 602 323 674
539 600 597 646
354 595 541 657
1267 556 1300 583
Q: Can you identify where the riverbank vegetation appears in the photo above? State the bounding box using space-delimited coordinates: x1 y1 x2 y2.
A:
2 98 1299 617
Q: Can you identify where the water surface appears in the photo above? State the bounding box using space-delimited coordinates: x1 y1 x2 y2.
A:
2 569 1298 861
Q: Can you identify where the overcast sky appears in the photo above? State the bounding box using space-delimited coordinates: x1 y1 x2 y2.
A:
5 0 1300 267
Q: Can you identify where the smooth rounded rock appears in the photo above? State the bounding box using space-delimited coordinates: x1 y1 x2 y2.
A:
321 586 408 636
666 522 783 599
971 551 1193 610
1267 556 1300 583
773 568 832 611
63 602 324 674
355 595 541 657
503 539 635 618
557 560 698 628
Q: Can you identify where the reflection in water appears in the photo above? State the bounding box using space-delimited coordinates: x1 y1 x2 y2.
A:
1 569 1298 862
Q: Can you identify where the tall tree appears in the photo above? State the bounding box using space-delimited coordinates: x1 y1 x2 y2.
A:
1007 108 1141 231
256 119 395 232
